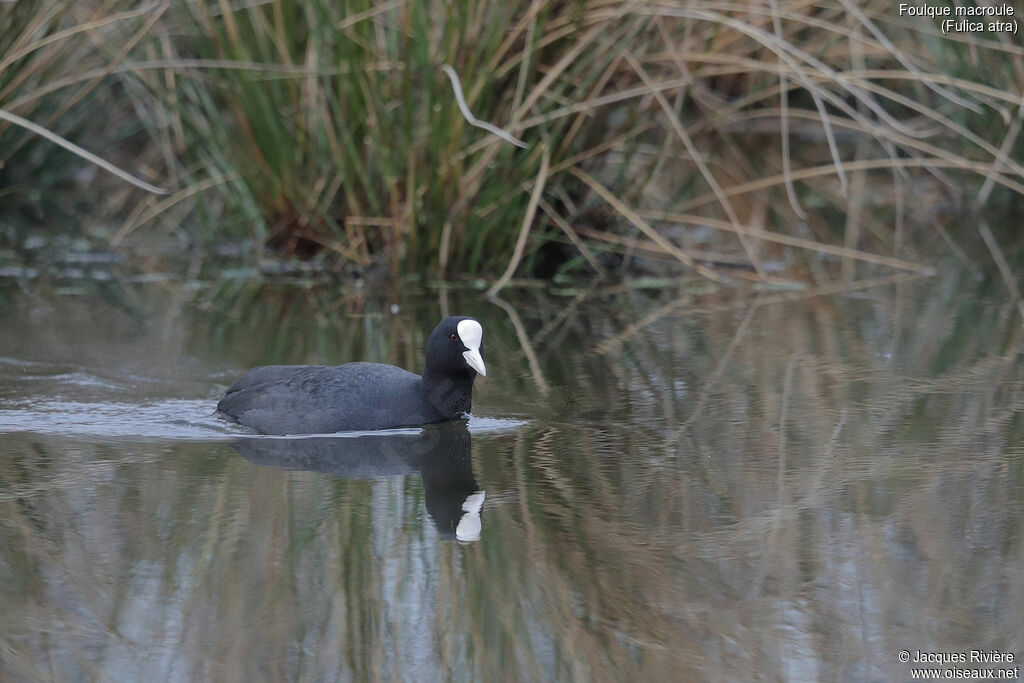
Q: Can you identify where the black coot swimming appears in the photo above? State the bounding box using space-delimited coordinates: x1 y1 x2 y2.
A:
216 316 486 435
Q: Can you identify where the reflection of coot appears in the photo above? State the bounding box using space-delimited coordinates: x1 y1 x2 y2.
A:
231 423 484 541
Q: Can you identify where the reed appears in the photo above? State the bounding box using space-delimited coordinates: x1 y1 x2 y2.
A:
2 1 1022 282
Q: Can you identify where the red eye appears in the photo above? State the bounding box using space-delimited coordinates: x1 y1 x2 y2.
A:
449 334 457 341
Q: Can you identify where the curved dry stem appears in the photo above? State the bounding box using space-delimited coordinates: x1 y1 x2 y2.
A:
0 108 168 195
487 143 550 296
441 64 528 149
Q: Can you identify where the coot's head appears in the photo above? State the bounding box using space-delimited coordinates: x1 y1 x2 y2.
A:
424 316 486 378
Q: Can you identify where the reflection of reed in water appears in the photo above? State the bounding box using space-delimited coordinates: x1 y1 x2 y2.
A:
1 274 1022 682
231 423 484 541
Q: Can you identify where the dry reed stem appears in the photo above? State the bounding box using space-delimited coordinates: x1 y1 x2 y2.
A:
556 51 622 157
664 57 1023 112
717 68 1024 187
44 2 169 131
487 143 551 297
0 0 62 80
335 0 405 30
638 209 933 274
484 0 547 81
976 221 1022 320
0 4 96 102
512 2 636 122
654 17 760 190
768 0 806 220
670 158 1024 214
0 2 162 79
648 7 860 185
516 78 691 131
842 143 867 282
441 4 637 272
510 0 541 116
6 58 406 112
843 81 1024 181
569 167 724 282
549 122 654 175
704 73 925 187
573 225 752 267
624 52 766 279
977 97 1024 206
442 65 528 149
112 171 240 242
0 108 168 195
536 198 604 274
835 0 982 112
722 108 967 174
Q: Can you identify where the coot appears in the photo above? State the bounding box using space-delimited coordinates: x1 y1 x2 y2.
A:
216 316 486 435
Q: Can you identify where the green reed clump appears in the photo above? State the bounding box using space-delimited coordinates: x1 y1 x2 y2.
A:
119 0 650 277
5 1 1024 283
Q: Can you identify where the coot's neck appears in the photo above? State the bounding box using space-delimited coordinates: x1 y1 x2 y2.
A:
420 367 476 419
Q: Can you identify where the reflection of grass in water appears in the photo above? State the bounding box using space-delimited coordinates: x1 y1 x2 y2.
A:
483 272 1024 678
3 2 1024 280
0 272 1022 679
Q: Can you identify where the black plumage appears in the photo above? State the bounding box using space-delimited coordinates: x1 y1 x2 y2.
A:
216 316 485 435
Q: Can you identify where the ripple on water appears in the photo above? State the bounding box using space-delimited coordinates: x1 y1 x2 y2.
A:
0 396 527 441
0 398 243 441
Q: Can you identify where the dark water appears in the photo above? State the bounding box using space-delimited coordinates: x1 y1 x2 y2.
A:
0 269 1021 682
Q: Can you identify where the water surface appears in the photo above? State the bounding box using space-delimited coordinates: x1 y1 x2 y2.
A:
0 269 1021 681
